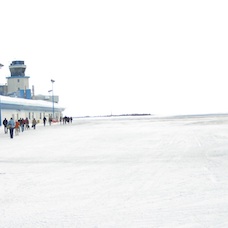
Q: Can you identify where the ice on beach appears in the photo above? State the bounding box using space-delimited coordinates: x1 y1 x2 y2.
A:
1 115 228 228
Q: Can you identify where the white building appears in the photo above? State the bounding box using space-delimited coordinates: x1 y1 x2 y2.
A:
0 60 65 125
0 95 65 125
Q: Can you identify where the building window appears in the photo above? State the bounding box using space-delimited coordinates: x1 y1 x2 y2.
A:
18 79 20 82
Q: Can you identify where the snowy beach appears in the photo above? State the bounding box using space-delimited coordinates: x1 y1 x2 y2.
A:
1 115 228 227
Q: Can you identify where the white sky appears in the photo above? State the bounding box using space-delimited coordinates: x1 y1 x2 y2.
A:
0 0 228 117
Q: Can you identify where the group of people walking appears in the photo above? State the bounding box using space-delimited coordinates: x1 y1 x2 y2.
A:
2 116 73 139
2 115 73 139
2 117 37 139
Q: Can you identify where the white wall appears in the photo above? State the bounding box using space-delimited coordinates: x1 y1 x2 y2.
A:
7 78 29 94
1 110 62 123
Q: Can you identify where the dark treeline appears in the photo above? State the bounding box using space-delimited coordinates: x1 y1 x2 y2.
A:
75 113 151 119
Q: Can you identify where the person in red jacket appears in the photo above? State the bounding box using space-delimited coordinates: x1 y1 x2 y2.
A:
15 120 20 136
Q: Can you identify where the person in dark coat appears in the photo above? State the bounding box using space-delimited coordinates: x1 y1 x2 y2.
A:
43 116 47 126
3 118 8 134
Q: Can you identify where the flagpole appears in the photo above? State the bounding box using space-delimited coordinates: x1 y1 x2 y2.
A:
0 63 3 126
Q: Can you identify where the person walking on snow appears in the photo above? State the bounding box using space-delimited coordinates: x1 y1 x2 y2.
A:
15 120 20 136
3 118 8 134
32 118 37 129
7 118 15 139
19 118 25 132
43 116 47 126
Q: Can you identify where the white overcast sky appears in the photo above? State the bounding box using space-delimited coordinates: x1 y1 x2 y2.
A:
0 0 228 116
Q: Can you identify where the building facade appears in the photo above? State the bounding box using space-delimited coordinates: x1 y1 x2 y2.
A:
0 95 65 126
0 60 65 125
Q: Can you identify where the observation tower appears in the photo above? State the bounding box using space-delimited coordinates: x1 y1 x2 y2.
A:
6 60 31 98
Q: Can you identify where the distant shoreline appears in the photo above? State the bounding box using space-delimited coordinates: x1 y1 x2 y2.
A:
74 113 152 119
74 112 228 119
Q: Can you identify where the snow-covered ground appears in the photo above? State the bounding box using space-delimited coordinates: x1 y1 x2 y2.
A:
1 115 228 228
